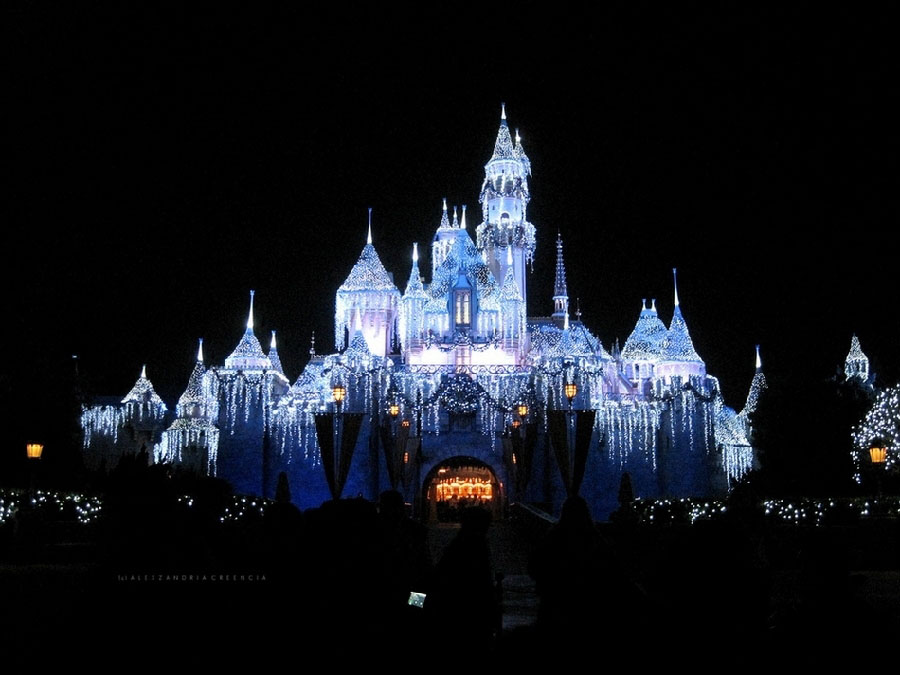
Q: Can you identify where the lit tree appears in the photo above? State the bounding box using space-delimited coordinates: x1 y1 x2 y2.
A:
853 384 900 475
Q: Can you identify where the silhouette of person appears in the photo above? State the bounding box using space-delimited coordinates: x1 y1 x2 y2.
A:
529 496 636 638
425 506 496 650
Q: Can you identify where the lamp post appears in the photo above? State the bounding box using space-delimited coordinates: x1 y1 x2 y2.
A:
565 380 578 493
331 384 346 499
26 442 43 501
869 440 887 496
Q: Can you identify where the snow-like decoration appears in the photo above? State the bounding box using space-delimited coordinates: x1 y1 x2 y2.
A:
844 334 870 382
621 300 667 361
155 418 220 474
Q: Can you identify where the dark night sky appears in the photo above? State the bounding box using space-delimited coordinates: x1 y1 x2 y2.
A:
6 7 899 451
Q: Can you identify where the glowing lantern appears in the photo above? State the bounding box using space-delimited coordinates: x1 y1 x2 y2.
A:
401 419 411 429
564 382 578 404
512 419 521 429
331 385 346 404
389 403 400 418
869 444 887 465
26 443 43 460
517 404 528 418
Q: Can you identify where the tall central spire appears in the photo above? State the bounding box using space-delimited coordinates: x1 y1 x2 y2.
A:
247 290 255 330
552 233 569 328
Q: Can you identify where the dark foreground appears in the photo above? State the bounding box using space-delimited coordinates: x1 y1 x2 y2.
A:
1 497 897 665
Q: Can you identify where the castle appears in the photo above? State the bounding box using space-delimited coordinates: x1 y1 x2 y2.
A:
81 106 766 518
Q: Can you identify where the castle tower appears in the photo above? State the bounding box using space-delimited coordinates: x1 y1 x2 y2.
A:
334 211 401 357
476 104 536 307
399 243 427 358
551 233 569 329
844 334 870 382
224 290 272 371
658 269 706 380
621 299 668 386
431 199 455 276
740 345 767 418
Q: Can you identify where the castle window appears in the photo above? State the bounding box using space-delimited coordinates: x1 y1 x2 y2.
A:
455 291 471 327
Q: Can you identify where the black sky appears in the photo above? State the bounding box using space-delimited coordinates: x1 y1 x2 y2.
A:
7 7 899 451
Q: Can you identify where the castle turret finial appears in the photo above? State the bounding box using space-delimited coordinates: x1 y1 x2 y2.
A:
412 242 419 263
461 205 467 229
501 102 507 123
673 268 680 307
270 330 277 350
755 344 762 371
452 206 459 228
515 128 521 145
197 338 204 363
248 290 255 330
552 233 570 328
310 332 316 356
367 208 373 245
141 364 147 379
651 298 657 312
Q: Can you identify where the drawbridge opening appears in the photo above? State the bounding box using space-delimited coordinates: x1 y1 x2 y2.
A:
422 456 503 523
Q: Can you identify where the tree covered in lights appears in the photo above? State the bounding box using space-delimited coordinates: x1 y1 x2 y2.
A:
854 384 900 475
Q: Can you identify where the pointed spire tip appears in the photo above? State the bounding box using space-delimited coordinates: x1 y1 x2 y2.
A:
197 338 204 363
141 364 147 379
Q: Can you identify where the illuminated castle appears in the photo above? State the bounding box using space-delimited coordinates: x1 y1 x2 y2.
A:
81 106 759 517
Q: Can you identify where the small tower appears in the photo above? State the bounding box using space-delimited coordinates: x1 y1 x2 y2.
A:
844 334 870 382
268 331 285 378
476 104 535 305
432 199 456 275
399 243 427 358
740 345 768 419
551 233 569 329
621 299 668 383
658 269 706 380
334 211 401 356
224 290 272 371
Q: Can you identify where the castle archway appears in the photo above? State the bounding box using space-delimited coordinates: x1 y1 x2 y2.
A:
422 456 503 523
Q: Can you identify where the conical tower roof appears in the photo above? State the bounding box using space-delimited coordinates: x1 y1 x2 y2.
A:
740 345 767 418
225 291 272 370
122 365 166 408
339 241 399 293
489 103 516 161
404 243 426 297
268 331 285 376
621 300 667 361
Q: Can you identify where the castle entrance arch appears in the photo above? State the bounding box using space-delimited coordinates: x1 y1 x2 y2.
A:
422 456 503 523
